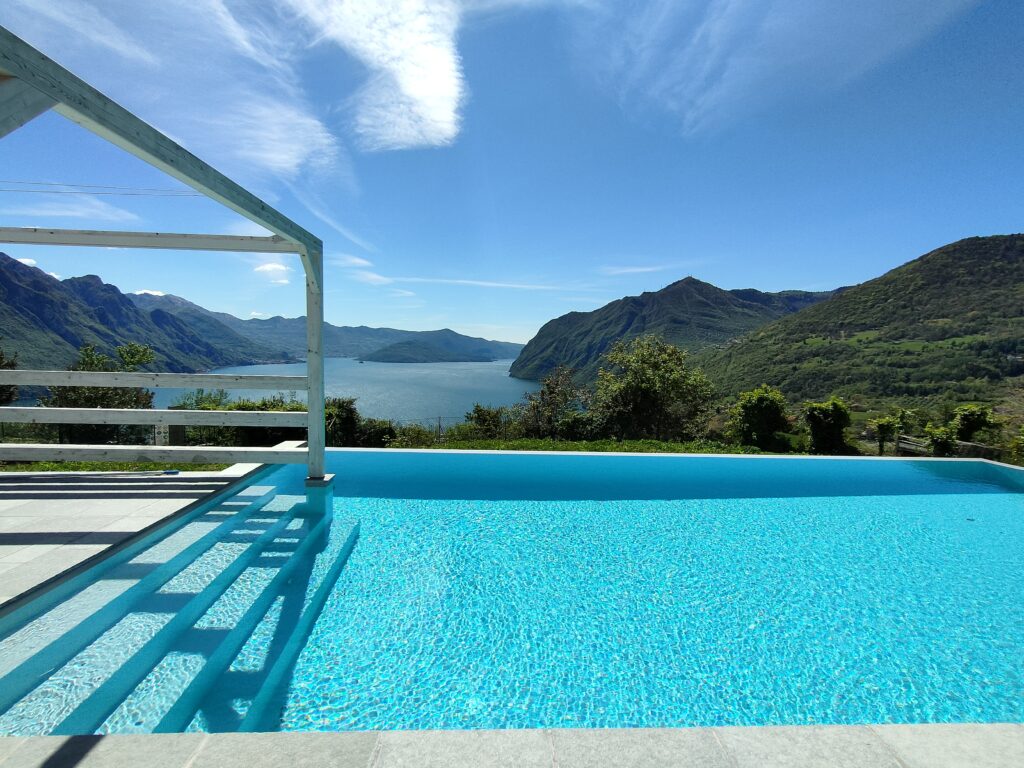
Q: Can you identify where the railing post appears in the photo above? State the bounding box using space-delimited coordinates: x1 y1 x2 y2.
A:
305 245 327 484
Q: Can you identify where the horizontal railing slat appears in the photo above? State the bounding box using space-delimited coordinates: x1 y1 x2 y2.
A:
0 444 308 464
0 407 307 427
0 370 307 390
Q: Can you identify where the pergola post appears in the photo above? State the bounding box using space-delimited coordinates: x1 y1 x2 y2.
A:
305 246 327 483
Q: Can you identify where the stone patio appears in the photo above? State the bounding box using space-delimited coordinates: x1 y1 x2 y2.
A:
0 465 259 608
0 723 1021 768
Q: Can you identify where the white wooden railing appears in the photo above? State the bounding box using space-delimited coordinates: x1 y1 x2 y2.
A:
0 369 309 465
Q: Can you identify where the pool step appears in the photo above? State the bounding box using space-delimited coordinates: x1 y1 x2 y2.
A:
153 518 360 733
0 485 281 719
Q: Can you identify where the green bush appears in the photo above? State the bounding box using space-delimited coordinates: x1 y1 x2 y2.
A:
0 342 17 406
925 423 958 457
950 404 998 442
802 396 852 455
727 384 790 450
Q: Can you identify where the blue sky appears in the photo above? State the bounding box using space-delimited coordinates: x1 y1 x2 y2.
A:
0 0 1021 343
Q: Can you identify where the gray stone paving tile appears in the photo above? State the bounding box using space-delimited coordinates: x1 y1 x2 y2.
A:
375 729 552 768
551 727 730 768
716 725 900 768
0 544 62 563
872 723 1024 768
1 734 205 768
0 517 34 531
0 736 27 764
193 732 378 768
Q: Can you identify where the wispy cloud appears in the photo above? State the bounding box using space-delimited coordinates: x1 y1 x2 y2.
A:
16 258 37 267
7 0 157 64
47 272 61 280
349 269 394 286
333 254 374 268
598 264 670 275
1 194 139 222
389 288 416 297
580 0 979 134
134 289 166 296
250 311 270 318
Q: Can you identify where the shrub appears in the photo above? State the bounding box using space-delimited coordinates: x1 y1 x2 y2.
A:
727 384 789 450
520 367 590 439
925 423 958 457
868 415 900 455
802 396 852 455
950 404 998 442
43 343 156 444
593 336 715 441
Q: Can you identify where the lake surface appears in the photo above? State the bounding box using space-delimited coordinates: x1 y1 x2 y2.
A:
151 358 540 423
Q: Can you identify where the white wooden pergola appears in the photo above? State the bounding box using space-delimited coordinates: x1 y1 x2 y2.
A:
0 25 328 483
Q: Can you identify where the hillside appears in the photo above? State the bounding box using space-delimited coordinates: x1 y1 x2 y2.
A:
131 294 523 362
695 235 1024 404
361 331 522 363
0 253 285 371
511 277 830 381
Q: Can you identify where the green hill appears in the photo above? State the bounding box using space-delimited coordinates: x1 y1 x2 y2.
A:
510 277 830 382
695 235 1024 405
361 330 522 363
0 253 284 371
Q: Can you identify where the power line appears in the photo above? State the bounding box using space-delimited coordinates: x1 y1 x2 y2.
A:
0 188 201 197
0 179 202 197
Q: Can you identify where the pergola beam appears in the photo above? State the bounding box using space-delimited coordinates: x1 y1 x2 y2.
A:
0 227 305 254
0 26 322 288
0 70 55 138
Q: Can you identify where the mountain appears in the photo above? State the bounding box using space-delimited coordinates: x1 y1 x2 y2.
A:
133 294 523 363
695 235 1024 404
360 330 523 363
510 277 831 381
0 253 286 371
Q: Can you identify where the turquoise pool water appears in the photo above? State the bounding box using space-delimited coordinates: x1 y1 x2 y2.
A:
0 452 1022 734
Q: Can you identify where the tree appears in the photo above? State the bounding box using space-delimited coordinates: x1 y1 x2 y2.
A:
868 415 900 455
593 336 715 441
520 367 590 439
950 404 997 442
465 403 509 439
925 423 957 457
727 384 789 450
43 343 156 444
802 396 851 455
0 343 17 407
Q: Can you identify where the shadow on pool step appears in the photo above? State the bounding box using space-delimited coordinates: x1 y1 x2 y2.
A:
0 484 360 738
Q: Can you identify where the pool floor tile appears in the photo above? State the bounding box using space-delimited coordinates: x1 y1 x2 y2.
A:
872 723 1024 768
550 727 730 768
715 725 901 768
374 729 553 768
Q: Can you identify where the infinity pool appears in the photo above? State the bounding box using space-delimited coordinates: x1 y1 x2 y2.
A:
0 451 1022 734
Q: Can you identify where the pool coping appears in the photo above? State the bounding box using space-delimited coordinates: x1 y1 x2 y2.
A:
0 723 1022 767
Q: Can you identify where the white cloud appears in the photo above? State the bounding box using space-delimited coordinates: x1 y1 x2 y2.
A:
284 0 465 150
133 289 166 296
47 272 62 280
16 258 37 267
350 269 394 285
333 254 374 267
599 264 668 275
389 288 417 297
6 0 157 65
580 0 978 134
254 262 292 274
0 194 139 222
250 311 270 317
271 278 291 285
396 276 560 290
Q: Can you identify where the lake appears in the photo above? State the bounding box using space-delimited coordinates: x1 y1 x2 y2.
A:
151 358 541 424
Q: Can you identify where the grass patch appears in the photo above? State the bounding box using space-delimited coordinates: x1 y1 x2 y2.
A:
0 461 231 473
424 438 762 454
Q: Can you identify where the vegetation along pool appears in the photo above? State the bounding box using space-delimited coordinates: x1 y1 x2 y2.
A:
0 451 1022 734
